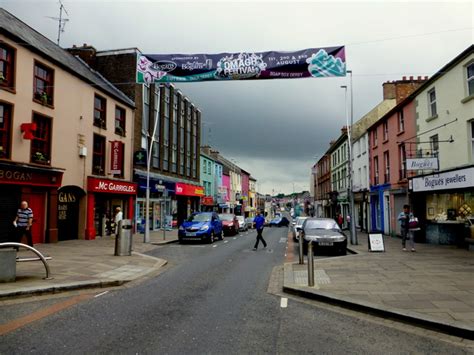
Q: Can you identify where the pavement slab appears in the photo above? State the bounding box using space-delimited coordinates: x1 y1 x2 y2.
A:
283 231 474 339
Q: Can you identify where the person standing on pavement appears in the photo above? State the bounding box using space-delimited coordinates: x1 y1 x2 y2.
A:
13 201 34 248
114 207 123 236
253 210 267 251
397 204 417 252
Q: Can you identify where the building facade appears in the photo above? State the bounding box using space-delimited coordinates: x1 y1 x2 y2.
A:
314 154 331 218
0 9 135 243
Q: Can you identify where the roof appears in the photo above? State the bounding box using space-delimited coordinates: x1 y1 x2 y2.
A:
367 45 474 132
0 9 135 108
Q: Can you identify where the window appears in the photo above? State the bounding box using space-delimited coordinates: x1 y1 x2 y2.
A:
398 110 405 132
179 98 185 175
363 166 367 186
192 110 199 179
399 144 406 180
115 106 126 136
203 159 207 174
428 88 437 117
141 85 150 149
152 142 159 168
471 122 474 160
163 89 170 171
373 156 379 185
94 94 106 129
33 61 54 106
467 63 474 96
383 121 388 141
430 134 439 157
0 43 15 90
383 151 390 183
92 134 106 175
31 114 51 165
172 93 178 173
186 103 192 176
373 129 378 147
0 103 12 158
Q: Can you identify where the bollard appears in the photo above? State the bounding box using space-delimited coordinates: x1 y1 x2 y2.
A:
307 241 315 287
298 233 304 265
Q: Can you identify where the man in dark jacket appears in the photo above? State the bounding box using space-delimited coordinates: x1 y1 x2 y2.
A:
253 210 267 251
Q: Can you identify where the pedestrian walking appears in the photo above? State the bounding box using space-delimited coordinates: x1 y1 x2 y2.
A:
337 213 343 228
397 204 418 252
253 210 267 251
114 207 123 236
13 201 34 248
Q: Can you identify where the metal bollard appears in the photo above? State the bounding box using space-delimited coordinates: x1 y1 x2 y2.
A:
298 233 304 265
307 241 315 287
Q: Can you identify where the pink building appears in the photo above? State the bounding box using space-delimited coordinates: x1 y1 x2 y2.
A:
368 78 427 235
222 173 231 210
241 169 250 216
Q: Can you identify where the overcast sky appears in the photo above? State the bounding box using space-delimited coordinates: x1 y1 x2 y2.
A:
4 1 472 194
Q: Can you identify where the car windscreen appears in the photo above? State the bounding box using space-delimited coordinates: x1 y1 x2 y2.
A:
304 219 340 231
236 216 244 222
187 213 211 222
245 218 254 222
296 218 307 227
219 214 234 221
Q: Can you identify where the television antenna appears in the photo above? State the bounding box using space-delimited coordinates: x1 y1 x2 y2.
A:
46 0 69 46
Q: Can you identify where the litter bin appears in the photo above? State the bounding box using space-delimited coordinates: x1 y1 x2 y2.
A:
115 219 133 256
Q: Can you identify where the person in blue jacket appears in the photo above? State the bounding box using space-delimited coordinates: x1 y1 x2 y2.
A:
253 210 267 251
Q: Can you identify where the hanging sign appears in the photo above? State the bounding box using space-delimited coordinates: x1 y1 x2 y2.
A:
110 141 124 175
368 233 385 252
406 158 439 171
136 46 346 83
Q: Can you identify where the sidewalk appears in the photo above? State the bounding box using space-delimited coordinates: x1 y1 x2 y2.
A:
0 229 178 299
283 232 474 339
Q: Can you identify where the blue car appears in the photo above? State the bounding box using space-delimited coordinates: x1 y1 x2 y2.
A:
269 215 290 227
178 212 223 243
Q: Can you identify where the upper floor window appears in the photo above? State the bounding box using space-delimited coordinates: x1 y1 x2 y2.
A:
33 61 54 106
94 95 106 129
373 129 378 147
0 102 12 159
373 156 379 185
430 134 439 157
383 151 390 183
471 122 474 160
428 88 437 117
383 121 388 141
31 113 51 165
467 63 474 97
92 134 106 175
115 106 126 136
0 43 15 90
398 110 405 132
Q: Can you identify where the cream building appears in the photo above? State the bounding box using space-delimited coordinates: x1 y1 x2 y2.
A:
0 9 135 243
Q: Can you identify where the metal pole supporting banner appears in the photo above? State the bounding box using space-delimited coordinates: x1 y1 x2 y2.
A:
298 234 304 265
348 70 358 245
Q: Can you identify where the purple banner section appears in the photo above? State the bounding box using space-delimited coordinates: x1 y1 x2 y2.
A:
136 46 346 83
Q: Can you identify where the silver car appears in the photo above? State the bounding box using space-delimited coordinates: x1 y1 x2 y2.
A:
302 218 347 255
292 216 308 241
236 216 248 231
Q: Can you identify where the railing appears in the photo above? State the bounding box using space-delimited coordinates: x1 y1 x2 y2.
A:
0 242 53 280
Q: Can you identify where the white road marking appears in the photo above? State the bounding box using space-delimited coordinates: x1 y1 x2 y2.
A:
224 240 229 244
212 244 218 248
280 297 288 308
233 237 237 240
279 237 287 243
94 291 109 298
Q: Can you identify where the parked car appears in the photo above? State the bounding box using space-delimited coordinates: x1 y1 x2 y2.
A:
245 217 255 229
269 215 290 227
178 212 223 244
301 218 347 255
219 213 239 235
292 216 308 241
236 216 248 231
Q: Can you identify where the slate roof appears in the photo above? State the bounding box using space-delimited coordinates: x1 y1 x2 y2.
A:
0 8 135 108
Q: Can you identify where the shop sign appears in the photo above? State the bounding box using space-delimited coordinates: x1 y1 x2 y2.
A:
175 182 204 197
134 150 147 166
411 167 474 192
110 141 124 175
406 158 439 171
88 177 137 194
202 196 214 206
0 163 62 187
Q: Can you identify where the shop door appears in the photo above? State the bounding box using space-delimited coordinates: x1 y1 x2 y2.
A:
26 192 46 244
0 186 20 243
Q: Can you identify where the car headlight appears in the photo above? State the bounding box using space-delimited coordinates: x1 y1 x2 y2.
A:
200 225 209 231
179 226 184 231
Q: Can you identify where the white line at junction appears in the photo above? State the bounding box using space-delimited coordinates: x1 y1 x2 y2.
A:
280 297 288 308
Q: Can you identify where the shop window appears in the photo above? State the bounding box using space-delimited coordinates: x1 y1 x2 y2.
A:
373 156 379 185
92 134 106 175
33 61 54 106
31 114 51 165
430 134 439 157
398 110 405 132
428 88 437 117
114 106 126 136
94 94 106 129
383 151 390 183
0 43 15 91
426 192 474 221
0 102 12 159
467 63 474 97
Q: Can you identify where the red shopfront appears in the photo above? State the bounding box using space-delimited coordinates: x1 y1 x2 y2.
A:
175 182 204 226
85 177 137 239
0 162 63 244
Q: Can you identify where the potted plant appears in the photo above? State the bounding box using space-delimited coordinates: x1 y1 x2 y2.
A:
115 126 125 136
40 92 49 105
32 151 47 162
94 165 104 174
0 72 5 82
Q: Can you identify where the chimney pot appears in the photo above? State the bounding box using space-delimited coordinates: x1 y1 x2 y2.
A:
417 76 421 80
409 76 413 80
402 76 406 80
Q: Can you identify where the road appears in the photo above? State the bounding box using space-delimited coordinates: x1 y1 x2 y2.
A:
0 226 471 354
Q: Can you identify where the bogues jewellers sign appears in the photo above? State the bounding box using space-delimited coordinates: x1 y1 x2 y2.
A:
411 167 474 192
406 158 439 171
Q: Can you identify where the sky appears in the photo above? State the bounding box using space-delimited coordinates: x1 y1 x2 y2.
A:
3 0 473 195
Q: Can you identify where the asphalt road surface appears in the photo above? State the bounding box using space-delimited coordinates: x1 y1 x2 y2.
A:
0 226 471 354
